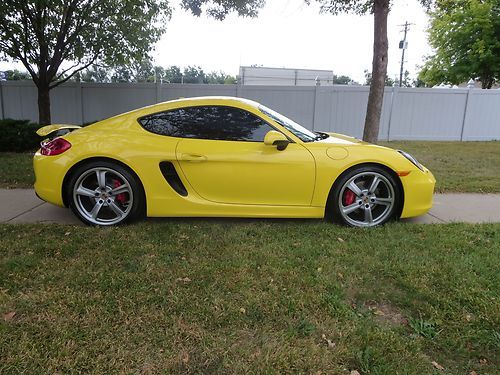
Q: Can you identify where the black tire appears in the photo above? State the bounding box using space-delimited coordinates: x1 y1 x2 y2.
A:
327 165 402 227
67 160 145 226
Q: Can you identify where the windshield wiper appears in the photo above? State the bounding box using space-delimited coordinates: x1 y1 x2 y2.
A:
314 131 329 141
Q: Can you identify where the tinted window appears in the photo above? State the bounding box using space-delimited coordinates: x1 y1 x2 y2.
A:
139 106 275 142
259 105 317 142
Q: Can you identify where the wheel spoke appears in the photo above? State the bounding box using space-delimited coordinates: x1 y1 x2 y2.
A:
76 186 96 197
342 202 362 215
374 197 393 206
339 171 397 227
364 206 373 223
90 201 104 219
109 201 126 218
348 181 363 197
111 184 129 195
96 170 107 189
369 176 380 193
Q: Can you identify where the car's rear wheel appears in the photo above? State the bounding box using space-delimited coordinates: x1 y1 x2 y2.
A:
68 161 144 226
329 165 401 227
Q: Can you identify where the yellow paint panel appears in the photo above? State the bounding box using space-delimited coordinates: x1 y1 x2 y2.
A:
33 96 435 221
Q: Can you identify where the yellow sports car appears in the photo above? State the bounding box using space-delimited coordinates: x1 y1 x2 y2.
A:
34 96 435 227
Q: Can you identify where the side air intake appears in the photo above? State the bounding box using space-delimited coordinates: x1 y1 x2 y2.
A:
159 161 188 197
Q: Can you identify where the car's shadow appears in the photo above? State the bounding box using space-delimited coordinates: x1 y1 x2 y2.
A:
144 216 324 226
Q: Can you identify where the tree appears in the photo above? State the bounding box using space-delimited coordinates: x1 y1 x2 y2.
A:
181 0 265 19
2 69 32 80
164 66 183 83
110 66 134 83
80 66 110 83
396 70 411 87
318 0 394 143
183 66 206 83
134 59 155 83
364 69 395 86
419 0 500 89
205 71 237 84
0 1 171 124
182 0 431 143
332 74 354 84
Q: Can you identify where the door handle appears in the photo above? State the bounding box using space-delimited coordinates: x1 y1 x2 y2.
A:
180 153 207 162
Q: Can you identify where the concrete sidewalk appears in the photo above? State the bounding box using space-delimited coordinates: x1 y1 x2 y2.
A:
1 189 500 225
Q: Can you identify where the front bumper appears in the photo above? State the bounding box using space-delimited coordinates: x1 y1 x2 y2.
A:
400 167 436 218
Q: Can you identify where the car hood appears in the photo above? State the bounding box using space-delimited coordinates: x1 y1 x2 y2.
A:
315 132 366 145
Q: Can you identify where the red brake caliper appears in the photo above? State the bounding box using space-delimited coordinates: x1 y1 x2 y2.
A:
113 179 127 204
343 189 356 206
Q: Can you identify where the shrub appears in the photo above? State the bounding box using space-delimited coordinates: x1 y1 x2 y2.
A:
0 119 41 152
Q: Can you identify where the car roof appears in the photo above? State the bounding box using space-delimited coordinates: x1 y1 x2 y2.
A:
160 96 261 108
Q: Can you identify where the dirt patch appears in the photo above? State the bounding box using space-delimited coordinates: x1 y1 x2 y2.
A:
364 300 408 327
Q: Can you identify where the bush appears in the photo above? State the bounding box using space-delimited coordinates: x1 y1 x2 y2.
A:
0 119 41 152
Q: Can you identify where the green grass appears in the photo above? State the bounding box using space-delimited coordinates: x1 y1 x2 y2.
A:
0 152 34 188
380 141 500 193
2 141 500 192
1 221 499 373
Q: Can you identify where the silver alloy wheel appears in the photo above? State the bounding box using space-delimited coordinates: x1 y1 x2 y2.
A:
72 167 134 225
338 171 395 227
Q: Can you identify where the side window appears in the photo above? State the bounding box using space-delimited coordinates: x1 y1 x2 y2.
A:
139 106 275 142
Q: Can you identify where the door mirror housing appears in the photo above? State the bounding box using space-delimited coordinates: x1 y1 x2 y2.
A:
264 130 290 151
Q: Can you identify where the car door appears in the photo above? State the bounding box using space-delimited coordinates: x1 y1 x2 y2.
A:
169 105 315 206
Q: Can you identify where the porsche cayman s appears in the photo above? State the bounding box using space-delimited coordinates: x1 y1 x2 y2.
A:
34 96 435 227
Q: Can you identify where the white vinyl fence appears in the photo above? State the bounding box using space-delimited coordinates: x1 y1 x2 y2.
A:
0 80 499 141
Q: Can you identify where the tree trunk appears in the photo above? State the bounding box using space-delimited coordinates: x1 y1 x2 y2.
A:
481 76 493 89
37 83 51 125
362 0 390 144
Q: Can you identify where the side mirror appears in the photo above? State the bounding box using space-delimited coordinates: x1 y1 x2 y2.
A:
263 130 290 151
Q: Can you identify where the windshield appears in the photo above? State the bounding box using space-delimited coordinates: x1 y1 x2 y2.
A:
259 105 317 142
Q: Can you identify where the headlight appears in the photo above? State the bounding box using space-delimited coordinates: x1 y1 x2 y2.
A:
398 150 425 172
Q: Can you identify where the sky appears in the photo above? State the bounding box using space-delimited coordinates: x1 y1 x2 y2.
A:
154 0 432 83
1 0 433 83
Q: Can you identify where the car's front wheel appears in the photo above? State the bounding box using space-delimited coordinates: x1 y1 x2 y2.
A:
329 165 401 227
68 161 144 226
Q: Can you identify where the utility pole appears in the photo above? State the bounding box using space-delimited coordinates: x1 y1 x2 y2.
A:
398 21 412 87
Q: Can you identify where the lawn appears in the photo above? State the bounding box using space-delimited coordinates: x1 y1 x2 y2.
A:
380 141 500 193
1 221 499 373
0 152 34 188
1 141 499 192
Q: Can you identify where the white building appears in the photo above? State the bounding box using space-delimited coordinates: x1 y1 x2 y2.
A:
239 66 335 86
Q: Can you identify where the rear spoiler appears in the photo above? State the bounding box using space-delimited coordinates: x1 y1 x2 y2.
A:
36 124 81 139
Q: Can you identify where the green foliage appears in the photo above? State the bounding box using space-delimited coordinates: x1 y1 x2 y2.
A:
364 69 395 86
1 69 32 81
332 74 355 84
0 1 171 86
79 66 110 83
181 0 265 19
0 119 40 152
182 65 206 83
295 317 316 337
0 1 171 123
419 0 500 88
80 63 237 84
395 70 412 87
316 0 374 15
206 71 238 84
408 315 440 338
162 65 183 83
